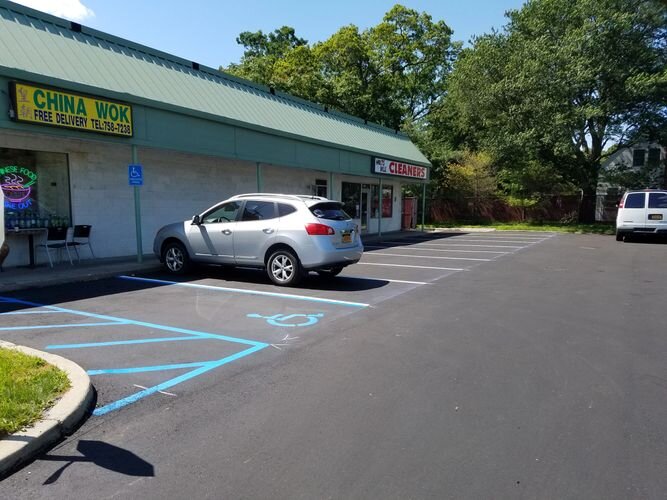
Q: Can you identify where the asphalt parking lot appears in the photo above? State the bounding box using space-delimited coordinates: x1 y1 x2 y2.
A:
0 231 555 417
1 231 665 499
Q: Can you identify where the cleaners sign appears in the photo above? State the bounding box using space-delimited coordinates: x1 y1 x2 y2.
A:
372 157 428 180
10 82 133 137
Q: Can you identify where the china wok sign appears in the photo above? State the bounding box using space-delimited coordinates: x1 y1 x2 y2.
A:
10 82 133 137
372 157 428 180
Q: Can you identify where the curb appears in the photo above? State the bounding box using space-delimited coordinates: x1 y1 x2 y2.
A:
0 341 93 477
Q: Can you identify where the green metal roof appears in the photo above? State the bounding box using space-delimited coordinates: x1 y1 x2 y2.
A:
0 1 430 167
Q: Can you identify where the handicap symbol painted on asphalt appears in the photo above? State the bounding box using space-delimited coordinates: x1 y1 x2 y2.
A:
247 313 324 327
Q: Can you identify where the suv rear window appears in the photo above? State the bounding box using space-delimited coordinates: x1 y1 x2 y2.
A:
624 193 645 209
648 193 667 209
310 202 351 221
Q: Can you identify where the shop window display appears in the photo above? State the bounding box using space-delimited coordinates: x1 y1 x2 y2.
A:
1 148 71 230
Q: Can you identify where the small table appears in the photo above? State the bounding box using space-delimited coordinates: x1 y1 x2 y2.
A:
5 227 48 268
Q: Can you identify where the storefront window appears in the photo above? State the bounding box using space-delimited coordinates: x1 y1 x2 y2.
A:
1 148 71 229
342 182 360 219
371 184 393 218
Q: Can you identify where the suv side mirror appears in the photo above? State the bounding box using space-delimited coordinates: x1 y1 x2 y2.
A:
191 214 201 225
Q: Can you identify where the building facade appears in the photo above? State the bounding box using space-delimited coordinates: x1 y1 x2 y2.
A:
0 1 430 268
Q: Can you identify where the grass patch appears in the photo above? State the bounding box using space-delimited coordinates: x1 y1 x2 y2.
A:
0 348 70 438
426 221 615 235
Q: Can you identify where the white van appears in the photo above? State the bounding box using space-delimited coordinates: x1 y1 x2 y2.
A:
615 190 667 241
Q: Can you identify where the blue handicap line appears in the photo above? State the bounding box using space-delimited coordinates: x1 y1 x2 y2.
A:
0 295 262 347
0 310 67 315
91 343 268 416
88 361 210 376
247 313 324 327
0 321 123 331
46 335 210 350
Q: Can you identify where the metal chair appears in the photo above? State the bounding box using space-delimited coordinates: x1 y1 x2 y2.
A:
36 226 73 267
67 224 95 260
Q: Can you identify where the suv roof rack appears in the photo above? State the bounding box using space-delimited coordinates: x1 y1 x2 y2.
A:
229 193 329 202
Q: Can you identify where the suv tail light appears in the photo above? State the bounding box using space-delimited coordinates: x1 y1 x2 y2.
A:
305 223 335 235
618 197 625 208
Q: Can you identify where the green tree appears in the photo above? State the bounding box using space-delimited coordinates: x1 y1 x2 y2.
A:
441 0 667 221
225 5 460 130
225 26 308 89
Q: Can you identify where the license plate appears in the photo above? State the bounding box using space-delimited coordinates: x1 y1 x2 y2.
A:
342 233 352 244
648 214 663 220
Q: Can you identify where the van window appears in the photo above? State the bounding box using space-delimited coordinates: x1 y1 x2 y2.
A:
648 193 667 209
624 193 645 209
310 202 351 221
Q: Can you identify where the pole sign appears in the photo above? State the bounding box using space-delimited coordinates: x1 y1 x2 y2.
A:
128 164 143 186
372 157 428 180
10 81 133 137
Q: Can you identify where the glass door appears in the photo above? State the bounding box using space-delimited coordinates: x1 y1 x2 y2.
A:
361 188 370 233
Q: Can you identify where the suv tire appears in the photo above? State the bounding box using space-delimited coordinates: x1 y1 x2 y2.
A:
163 241 191 274
267 249 302 286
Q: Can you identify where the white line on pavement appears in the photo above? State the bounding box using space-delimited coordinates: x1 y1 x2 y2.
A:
356 262 466 271
364 245 507 254
365 252 491 261
343 276 432 285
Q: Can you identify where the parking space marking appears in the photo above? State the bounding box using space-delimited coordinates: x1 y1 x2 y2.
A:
46 336 208 350
356 262 466 271
365 252 492 261
119 275 369 308
399 243 523 249
431 238 544 244
365 245 507 254
0 321 124 331
0 295 270 416
343 276 432 285
0 310 67 315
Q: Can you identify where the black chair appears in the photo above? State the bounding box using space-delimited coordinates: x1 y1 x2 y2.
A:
36 227 73 267
67 224 95 260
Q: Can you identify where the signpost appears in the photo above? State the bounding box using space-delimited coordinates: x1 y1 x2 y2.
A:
129 153 143 263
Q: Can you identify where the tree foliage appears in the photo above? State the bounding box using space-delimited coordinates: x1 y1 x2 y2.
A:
439 0 667 220
224 5 459 130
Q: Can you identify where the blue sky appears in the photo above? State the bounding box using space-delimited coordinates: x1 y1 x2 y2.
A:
14 0 526 68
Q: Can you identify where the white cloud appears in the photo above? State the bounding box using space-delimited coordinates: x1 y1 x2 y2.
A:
13 0 95 22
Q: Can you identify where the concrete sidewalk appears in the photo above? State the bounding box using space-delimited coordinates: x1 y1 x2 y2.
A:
0 256 162 294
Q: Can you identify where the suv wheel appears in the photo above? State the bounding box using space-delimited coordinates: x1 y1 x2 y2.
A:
163 241 191 274
267 249 302 286
615 231 625 242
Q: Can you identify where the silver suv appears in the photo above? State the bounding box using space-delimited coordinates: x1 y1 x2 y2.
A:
153 194 363 286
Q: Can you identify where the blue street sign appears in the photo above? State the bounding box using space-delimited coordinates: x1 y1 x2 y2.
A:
128 164 143 186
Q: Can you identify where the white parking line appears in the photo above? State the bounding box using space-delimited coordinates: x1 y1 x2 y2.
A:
344 276 432 285
356 262 466 271
365 252 492 261
397 243 523 249
439 238 545 244
365 245 507 254
119 276 369 307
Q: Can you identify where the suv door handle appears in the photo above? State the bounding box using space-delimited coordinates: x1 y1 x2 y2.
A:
221 229 232 235
262 228 274 234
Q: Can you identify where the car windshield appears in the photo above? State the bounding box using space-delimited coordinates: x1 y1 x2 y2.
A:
310 202 351 221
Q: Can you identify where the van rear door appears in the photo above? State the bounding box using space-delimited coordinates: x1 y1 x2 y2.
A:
647 192 667 232
619 192 647 229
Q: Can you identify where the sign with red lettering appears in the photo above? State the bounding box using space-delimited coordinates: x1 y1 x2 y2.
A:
372 157 428 180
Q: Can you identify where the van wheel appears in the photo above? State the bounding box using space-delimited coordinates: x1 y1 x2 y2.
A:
615 231 624 242
267 249 302 286
163 241 191 274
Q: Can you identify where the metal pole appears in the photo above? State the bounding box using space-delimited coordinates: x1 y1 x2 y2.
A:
132 145 143 263
421 182 426 232
378 178 382 238
256 162 263 192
